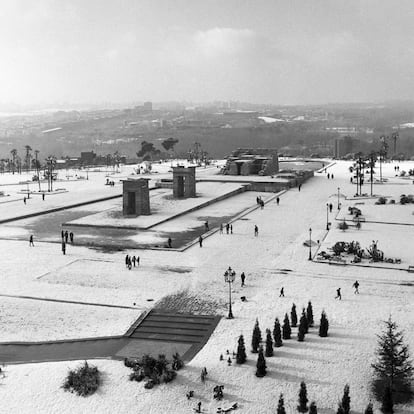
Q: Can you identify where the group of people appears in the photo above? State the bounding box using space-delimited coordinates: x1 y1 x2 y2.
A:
335 280 360 300
219 223 233 234
256 196 265 209
125 254 140 269
327 173 335 179
61 230 75 255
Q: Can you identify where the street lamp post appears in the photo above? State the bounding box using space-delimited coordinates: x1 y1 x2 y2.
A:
326 203 329 231
337 187 340 210
308 228 312 260
224 266 236 319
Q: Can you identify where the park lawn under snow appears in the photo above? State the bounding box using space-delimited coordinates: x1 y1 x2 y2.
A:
0 160 413 413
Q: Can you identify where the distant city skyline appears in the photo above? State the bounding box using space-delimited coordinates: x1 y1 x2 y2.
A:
1 0 414 106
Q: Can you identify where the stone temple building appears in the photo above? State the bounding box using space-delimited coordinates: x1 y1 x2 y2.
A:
221 148 279 176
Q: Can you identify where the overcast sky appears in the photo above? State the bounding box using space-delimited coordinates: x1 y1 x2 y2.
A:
1 0 414 106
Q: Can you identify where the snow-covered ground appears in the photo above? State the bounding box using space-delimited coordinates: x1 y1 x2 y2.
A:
0 160 413 413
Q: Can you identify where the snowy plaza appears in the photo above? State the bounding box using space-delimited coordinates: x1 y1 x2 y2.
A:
0 159 413 413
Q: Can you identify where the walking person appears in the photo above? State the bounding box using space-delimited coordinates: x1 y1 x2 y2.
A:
168 237 172 248
137 256 140 266
61 230 64 240
240 272 246 287
276 197 280 205
327 173 330 179
298 184 302 191
219 224 223 234
29 235 34 247
125 254 129 268
279 287 284 297
353 280 360 294
205 221 209 232
64 230 69 243
23 197 26 205
329 203 333 213
254 225 258 237
335 288 342 300
69 232 74 244
226 223 229 234
128 256 132 270
132 255 136 267
230 224 233 234
198 235 203 247
42 193 45 201
62 241 66 255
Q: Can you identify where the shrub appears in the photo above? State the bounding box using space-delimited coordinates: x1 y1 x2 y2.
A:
265 329 274 357
291 303 298 327
341 384 351 414
172 353 184 371
332 241 347 255
236 335 247 364
251 319 262 353
338 220 349 231
376 197 387 205
255 346 267 377
63 361 101 397
297 381 309 413
277 393 287 414
309 401 317 413
319 311 329 337
282 313 291 340
273 318 283 347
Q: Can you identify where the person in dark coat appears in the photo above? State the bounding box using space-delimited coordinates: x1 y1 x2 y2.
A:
62 241 66 255
168 237 172 248
279 287 284 297
199 235 203 247
240 272 246 287
29 235 34 247
137 256 140 266
276 197 280 205
69 232 74 244
353 280 360 294
254 225 258 236
132 256 136 267
64 231 69 243
42 193 45 201
226 223 230 234
125 254 129 268
335 288 342 300
230 224 233 234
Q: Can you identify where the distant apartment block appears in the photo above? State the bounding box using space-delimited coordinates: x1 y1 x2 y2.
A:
334 136 354 158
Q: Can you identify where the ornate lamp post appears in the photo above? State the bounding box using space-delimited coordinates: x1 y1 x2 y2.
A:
326 203 329 230
308 228 312 260
337 187 340 210
224 266 236 319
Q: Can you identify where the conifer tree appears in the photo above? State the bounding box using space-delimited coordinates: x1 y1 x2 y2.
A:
282 313 291 340
291 303 298 327
251 319 262 353
273 318 283 347
301 308 309 333
381 385 394 414
265 329 274 357
255 346 267 377
236 334 247 364
297 381 309 413
298 312 307 342
372 317 413 393
309 401 318 414
306 301 314 327
341 384 351 414
364 402 374 414
319 310 329 337
337 406 345 414
277 393 286 414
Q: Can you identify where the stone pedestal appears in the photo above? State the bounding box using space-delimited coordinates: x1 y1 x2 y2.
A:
122 178 150 217
173 166 196 198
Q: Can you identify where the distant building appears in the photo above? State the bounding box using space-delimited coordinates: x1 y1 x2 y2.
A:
221 148 279 176
143 101 152 111
80 151 96 165
334 136 354 158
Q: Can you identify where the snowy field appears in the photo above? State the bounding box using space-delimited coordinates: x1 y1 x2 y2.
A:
0 160 413 413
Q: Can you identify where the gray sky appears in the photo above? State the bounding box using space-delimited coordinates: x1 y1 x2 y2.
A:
1 0 414 106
